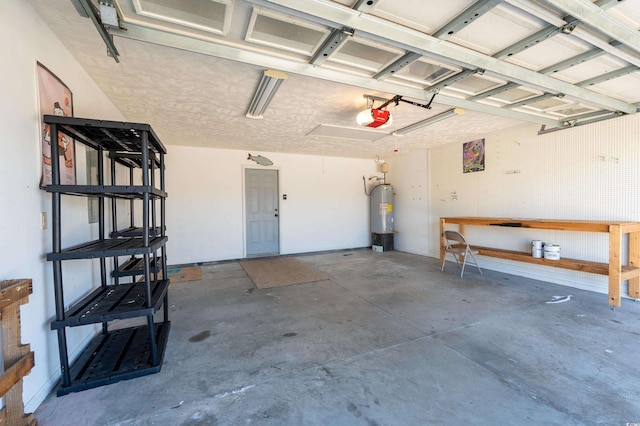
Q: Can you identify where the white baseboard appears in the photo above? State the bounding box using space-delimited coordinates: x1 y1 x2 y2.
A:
24 328 98 414
24 371 60 414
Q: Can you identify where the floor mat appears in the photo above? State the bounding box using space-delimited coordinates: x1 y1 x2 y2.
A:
239 257 329 289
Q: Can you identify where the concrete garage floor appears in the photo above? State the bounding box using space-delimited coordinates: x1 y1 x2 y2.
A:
35 249 640 425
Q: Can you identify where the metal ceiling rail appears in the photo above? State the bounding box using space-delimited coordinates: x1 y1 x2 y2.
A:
561 109 617 122
427 69 479 93
594 0 628 8
255 0 635 113
373 51 422 80
309 27 351 65
506 92 559 109
544 0 640 56
111 22 561 127
577 65 639 87
538 110 625 134
310 0 382 65
492 19 577 60
468 82 520 101
505 0 640 67
432 0 502 40
537 48 606 75
482 45 637 103
569 28 640 68
503 0 568 26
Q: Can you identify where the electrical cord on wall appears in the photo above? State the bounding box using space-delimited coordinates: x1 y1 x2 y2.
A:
362 175 382 196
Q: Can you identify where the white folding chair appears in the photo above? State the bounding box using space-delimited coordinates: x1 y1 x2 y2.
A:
441 230 483 277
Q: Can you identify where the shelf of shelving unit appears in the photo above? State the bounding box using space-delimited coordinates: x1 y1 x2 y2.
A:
58 322 171 396
112 256 163 278
44 114 169 395
50 279 170 329
46 185 167 198
110 226 163 238
47 236 168 261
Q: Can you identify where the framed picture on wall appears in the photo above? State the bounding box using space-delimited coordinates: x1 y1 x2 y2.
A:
463 138 485 173
37 62 76 188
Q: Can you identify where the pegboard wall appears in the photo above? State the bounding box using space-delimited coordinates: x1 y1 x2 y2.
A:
428 113 640 295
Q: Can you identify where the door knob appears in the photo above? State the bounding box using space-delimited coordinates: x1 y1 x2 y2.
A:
275 214 279 217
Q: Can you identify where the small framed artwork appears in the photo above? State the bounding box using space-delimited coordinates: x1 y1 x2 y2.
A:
37 62 76 188
463 138 485 173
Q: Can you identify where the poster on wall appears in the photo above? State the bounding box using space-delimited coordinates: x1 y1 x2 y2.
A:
463 138 485 173
37 62 75 188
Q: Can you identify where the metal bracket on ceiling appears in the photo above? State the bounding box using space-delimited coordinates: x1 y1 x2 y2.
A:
98 1 120 29
71 0 120 63
538 110 626 134
310 27 353 65
353 0 380 13
561 21 577 34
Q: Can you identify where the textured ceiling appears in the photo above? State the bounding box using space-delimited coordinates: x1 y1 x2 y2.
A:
26 0 640 160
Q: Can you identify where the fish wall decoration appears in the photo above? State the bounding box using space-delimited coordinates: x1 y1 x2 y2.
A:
247 153 273 166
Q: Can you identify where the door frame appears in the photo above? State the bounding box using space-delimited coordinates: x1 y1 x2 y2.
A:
242 165 281 258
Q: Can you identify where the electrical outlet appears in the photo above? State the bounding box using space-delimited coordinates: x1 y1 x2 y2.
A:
41 212 48 230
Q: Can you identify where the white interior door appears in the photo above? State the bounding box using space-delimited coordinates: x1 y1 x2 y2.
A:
245 168 279 256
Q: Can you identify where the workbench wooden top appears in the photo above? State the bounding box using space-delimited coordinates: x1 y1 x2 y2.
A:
441 217 640 233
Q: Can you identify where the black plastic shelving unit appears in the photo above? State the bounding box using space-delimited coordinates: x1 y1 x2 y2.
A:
44 115 170 396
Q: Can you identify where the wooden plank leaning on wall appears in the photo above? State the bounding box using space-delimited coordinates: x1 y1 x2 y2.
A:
0 279 36 426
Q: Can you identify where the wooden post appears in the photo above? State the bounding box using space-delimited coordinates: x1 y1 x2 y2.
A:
0 279 36 426
629 230 640 299
439 218 445 266
608 226 622 307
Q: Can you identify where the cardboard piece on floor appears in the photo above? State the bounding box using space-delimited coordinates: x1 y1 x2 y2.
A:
166 266 202 283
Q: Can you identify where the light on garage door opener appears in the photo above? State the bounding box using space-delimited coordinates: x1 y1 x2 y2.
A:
356 108 393 128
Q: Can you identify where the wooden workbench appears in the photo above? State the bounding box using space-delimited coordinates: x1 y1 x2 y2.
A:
440 217 640 307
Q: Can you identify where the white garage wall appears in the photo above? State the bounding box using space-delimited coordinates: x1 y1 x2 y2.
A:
166 146 378 264
279 153 376 254
164 146 245 263
386 152 430 255
418 114 640 296
1 1 127 412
